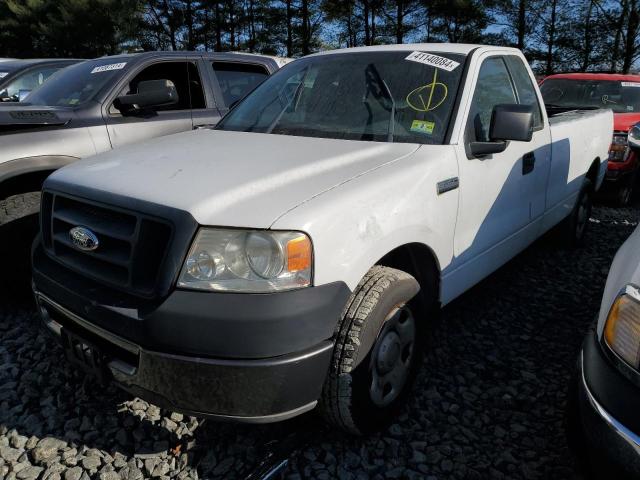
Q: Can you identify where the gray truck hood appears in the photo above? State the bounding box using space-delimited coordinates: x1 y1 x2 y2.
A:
49 129 419 228
0 105 72 134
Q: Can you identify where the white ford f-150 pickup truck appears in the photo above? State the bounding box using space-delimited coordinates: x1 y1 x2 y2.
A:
32 44 612 435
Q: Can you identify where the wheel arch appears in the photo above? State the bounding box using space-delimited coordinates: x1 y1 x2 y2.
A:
586 157 601 191
0 155 77 200
375 242 441 318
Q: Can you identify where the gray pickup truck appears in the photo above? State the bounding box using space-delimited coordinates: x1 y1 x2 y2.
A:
0 51 287 225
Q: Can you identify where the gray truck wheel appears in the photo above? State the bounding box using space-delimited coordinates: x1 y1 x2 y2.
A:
0 192 41 226
319 265 422 435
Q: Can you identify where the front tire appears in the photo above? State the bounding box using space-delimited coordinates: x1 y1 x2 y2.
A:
318 266 422 435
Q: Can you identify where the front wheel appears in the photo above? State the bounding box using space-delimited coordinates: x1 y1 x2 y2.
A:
318 266 422 435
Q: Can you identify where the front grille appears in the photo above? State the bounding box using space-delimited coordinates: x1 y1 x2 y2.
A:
41 191 173 298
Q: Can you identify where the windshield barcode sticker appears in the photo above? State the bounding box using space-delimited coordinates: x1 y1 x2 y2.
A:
0 72 8 79
91 62 127 74
405 52 460 72
622 82 640 88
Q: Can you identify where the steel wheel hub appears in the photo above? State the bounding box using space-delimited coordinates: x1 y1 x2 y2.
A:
369 305 416 408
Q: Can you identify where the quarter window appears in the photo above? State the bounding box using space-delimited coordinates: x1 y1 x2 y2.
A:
467 57 517 143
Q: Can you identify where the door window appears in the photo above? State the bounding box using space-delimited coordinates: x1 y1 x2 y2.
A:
467 57 517 142
212 62 269 107
505 56 543 128
112 62 192 113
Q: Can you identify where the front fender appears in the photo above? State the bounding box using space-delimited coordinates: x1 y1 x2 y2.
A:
272 146 459 294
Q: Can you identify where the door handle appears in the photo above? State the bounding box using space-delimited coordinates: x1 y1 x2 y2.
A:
523 152 536 175
193 124 216 130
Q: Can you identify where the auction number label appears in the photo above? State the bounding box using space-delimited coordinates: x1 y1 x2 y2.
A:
405 52 460 72
91 62 127 74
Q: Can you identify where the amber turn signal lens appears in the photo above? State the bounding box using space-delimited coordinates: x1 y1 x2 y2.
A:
286 235 312 272
604 292 640 370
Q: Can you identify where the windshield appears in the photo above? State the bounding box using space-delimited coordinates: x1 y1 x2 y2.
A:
0 65 62 102
26 58 130 107
217 51 466 144
541 78 640 113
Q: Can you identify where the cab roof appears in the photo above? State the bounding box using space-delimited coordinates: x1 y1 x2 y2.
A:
310 43 521 57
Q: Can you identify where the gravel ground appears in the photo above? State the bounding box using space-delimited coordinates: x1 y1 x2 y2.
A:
0 200 638 480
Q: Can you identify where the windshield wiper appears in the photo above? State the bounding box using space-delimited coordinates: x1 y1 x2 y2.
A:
365 64 396 143
266 67 310 134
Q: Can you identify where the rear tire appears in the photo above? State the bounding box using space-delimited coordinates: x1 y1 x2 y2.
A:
560 179 592 247
318 266 423 435
616 174 636 207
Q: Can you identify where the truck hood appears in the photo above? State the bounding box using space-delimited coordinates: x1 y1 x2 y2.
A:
0 105 72 134
613 112 640 132
49 129 420 228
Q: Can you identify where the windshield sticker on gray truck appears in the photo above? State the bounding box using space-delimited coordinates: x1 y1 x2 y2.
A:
405 52 460 72
91 62 127 74
622 82 640 88
0 72 8 79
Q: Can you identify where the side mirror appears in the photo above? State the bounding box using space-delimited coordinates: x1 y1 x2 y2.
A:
18 89 31 101
628 122 640 153
114 79 178 113
470 104 534 157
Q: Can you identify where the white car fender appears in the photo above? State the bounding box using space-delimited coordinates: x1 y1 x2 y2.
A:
272 145 459 293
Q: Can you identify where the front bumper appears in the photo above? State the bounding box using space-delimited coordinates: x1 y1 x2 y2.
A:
578 332 640 475
32 241 350 421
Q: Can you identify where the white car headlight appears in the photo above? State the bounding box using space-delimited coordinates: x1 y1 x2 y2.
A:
604 284 640 370
177 228 312 292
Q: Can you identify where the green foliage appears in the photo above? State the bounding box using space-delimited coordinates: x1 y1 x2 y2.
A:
1 0 640 74
0 0 142 57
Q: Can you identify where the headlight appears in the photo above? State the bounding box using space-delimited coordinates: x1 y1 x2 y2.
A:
177 228 312 292
604 284 640 370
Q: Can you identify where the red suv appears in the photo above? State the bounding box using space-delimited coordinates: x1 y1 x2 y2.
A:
540 73 640 205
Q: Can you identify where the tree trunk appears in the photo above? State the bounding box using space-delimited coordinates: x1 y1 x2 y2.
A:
185 0 194 50
248 0 256 52
517 0 526 50
396 0 403 44
581 0 594 71
215 1 223 51
364 0 371 45
545 0 557 75
624 0 639 73
611 0 627 72
371 2 376 44
228 1 235 49
286 0 293 56
301 0 310 54
161 0 177 50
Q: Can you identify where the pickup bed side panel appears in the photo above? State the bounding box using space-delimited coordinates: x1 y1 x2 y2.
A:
543 109 613 231
272 146 459 293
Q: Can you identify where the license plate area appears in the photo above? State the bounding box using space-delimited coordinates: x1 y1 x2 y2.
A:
62 329 109 383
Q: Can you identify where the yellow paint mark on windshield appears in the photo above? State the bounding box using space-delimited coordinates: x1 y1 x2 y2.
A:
406 69 448 112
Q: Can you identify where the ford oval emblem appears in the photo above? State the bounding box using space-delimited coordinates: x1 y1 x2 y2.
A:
69 226 99 252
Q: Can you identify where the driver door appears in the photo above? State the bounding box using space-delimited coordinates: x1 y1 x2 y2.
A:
447 54 543 295
104 59 196 149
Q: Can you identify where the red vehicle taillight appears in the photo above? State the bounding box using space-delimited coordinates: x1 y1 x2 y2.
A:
609 133 629 162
